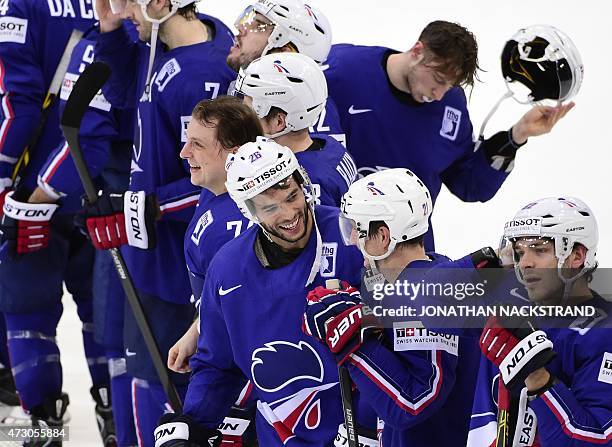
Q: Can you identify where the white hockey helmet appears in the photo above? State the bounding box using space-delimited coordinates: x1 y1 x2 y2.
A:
225 137 313 222
503 196 598 277
501 25 583 104
340 168 432 262
239 0 332 63
236 53 328 138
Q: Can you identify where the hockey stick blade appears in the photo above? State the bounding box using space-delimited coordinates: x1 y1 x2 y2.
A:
61 61 110 129
60 61 183 412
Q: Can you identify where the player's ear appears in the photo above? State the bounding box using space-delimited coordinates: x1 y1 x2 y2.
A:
275 111 288 132
409 41 426 63
566 244 587 269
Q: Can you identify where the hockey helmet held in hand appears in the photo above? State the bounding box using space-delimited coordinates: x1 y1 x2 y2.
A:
501 25 583 104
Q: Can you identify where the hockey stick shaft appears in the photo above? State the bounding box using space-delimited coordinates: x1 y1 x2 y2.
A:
60 61 183 413
11 29 83 185
324 279 359 447
496 380 519 447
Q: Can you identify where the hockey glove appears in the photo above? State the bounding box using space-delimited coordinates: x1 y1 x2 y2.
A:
219 406 256 446
79 191 158 250
0 191 58 258
479 316 555 392
479 128 526 173
303 281 376 365
154 413 222 447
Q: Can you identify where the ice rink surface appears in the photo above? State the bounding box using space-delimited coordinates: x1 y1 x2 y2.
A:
61 0 611 444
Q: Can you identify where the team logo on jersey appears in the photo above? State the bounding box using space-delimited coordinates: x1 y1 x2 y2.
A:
273 60 290 74
439 106 461 141
191 210 214 245
598 352 612 385
320 242 337 277
155 58 181 92
251 341 324 392
0 17 27 44
180 116 191 143
366 182 384 196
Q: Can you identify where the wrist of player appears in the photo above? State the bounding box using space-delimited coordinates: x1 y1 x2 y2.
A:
154 413 222 447
481 128 526 173
81 190 157 250
0 191 59 257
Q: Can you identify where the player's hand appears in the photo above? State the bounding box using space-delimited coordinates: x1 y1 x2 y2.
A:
303 281 375 364
168 320 199 373
96 0 125 33
479 316 555 392
155 413 222 447
0 191 58 259
77 190 158 250
511 102 575 144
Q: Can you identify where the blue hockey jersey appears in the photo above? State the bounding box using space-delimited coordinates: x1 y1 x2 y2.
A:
184 206 366 446
324 44 509 249
0 0 97 190
36 29 135 214
296 135 356 207
184 189 252 302
95 14 237 303
349 253 482 447
468 294 612 447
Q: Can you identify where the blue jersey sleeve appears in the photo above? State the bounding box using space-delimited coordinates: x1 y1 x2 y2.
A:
438 91 508 202
0 2 45 178
94 24 141 109
346 337 459 430
529 334 612 446
37 38 134 200
467 357 499 447
184 264 248 428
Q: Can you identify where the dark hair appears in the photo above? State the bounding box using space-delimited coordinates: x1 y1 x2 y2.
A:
368 221 424 249
191 96 263 151
418 20 481 88
177 3 197 20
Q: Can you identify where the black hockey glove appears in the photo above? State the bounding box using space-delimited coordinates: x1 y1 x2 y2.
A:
154 413 222 447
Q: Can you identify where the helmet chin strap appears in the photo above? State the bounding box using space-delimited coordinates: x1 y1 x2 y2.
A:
139 2 180 94
264 124 292 139
476 90 514 142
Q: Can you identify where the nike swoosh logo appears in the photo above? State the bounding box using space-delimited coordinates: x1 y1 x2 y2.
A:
125 349 136 357
218 285 242 296
509 287 529 302
348 105 372 115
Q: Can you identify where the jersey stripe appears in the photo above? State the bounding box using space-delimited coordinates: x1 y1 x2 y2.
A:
40 141 69 183
0 59 15 152
541 388 612 443
349 350 443 415
159 193 199 215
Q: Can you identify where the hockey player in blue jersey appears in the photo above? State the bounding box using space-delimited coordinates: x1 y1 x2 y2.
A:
0 1 115 444
235 52 356 207
228 0 345 143
154 139 369 446
169 97 263 445
324 20 576 250
303 167 504 446
78 0 237 444
35 27 142 446
469 197 612 447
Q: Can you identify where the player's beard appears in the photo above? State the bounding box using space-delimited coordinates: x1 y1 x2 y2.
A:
261 203 311 247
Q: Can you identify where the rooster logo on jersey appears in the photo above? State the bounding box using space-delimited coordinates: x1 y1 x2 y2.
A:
251 341 337 444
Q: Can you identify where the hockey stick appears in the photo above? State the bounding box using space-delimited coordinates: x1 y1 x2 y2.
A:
11 29 83 185
325 279 359 447
495 380 519 447
60 61 183 413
